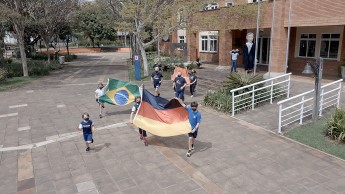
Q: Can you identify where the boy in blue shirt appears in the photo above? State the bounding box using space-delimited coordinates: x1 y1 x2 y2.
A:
151 67 164 96
176 98 201 157
78 113 95 152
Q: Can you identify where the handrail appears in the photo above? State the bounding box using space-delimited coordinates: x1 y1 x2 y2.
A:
230 73 292 93
277 89 314 105
321 79 343 89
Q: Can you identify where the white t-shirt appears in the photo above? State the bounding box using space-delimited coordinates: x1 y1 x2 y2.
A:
246 42 253 53
231 52 239 60
95 89 104 98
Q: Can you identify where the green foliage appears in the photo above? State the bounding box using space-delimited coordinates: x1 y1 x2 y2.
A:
287 117 345 160
327 108 345 142
203 72 283 114
0 68 8 81
4 60 62 78
29 53 55 60
223 71 264 92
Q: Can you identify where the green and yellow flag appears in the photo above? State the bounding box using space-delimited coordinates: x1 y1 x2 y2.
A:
99 78 140 106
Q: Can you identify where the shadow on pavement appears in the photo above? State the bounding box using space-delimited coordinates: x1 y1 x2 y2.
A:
149 135 212 152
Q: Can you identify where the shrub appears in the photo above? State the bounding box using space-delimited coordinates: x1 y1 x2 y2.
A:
6 61 23 78
203 71 283 114
28 60 50 76
29 53 55 60
0 68 8 81
326 108 345 142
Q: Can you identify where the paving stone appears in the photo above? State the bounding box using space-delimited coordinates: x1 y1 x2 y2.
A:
76 180 96 192
116 178 137 191
98 183 119 194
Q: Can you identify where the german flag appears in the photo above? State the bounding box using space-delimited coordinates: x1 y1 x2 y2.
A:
99 78 140 106
133 89 191 137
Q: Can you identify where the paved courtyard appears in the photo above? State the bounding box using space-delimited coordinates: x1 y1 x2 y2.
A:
0 53 345 194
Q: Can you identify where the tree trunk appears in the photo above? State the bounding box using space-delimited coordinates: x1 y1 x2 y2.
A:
91 38 95 48
0 39 4 66
43 38 51 64
66 37 70 55
14 24 29 77
137 36 148 76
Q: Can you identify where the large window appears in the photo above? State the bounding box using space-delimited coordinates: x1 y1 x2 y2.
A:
320 34 340 59
179 36 185 43
203 3 218 10
200 33 218 52
299 34 316 57
201 36 208 52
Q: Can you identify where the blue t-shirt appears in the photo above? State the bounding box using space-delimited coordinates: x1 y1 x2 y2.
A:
80 120 93 134
174 76 186 91
185 106 201 130
151 71 163 84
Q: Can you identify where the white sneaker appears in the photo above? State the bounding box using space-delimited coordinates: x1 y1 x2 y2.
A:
186 150 192 157
191 95 193 98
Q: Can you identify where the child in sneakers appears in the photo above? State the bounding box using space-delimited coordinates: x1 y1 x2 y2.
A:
78 113 95 152
130 96 148 146
95 83 106 118
176 98 201 157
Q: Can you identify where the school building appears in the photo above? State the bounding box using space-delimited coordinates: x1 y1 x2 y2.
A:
162 0 345 78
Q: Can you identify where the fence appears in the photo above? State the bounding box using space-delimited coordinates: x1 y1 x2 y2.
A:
277 79 343 133
231 73 291 116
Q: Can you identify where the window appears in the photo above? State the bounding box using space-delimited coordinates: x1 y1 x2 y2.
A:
248 0 266 3
203 3 218 10
299 34 316 57
179 36 185 43
226 2 233 6
201 36 208 52
320 34 340 59
209 35 218 52
200 32 218 52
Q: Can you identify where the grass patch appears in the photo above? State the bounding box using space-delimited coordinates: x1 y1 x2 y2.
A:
0 76 37 91
286 117 345 160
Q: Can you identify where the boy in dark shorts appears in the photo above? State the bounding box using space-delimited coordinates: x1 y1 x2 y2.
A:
130 96 148 146
151 67 163 96
78 113 95 152
176 98 201 157
189 69 197 97
173 71 187 101
95 83 107 118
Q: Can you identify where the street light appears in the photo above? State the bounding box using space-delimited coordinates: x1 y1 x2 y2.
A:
302 58 324 120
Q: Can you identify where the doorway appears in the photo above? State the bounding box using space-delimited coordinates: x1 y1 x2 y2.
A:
257 37 270 65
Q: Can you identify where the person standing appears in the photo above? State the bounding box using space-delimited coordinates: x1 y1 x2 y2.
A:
230 49 240 73
78 113 95 152
176 98 201 157
189 70 197 97
151 67 163 96
130 96 148 146
95 83 107 118
173 71 186 101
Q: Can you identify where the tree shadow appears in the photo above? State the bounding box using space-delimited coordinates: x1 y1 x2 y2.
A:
105 109 132 116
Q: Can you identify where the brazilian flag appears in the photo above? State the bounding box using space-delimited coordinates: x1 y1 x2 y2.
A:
99 78 140 106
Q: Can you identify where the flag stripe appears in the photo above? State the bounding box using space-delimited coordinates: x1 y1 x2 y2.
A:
141 89 181 110
138 101 188 124
133 115 191 137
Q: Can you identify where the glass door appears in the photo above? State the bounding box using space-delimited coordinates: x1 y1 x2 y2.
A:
257 37 270 65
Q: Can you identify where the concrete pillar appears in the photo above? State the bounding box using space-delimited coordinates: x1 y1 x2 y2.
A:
187 31 198 62
218 30 233 66
269 0 288 73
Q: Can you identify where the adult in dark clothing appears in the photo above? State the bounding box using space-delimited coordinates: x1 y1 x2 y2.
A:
243 32 256 72
189 70 197 97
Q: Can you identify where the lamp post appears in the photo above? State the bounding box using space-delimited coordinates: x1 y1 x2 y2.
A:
302 58 324 120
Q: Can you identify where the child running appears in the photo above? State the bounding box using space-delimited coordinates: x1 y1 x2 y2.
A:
95 83 107 118
130 96 148 146
78 113 95 152
176 98 201 157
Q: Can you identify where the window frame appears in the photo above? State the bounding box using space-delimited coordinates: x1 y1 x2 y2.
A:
298 33 317 58
199 32 218 53
320 33 340 60
178 36 185 44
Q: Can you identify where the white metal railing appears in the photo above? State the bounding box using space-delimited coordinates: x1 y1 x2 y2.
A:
277 79 343 133
231 73 291 116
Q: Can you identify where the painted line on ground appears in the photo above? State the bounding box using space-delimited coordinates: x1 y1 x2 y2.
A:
18 126 31 132
57 104 66 108
26 90 34 93
0 113 18 118
9 104 28 109
0 122 128 152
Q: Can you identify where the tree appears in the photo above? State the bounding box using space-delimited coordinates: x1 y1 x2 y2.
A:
0 0 33 76
74 2 117 48
105 0 207 76
28 0 77 64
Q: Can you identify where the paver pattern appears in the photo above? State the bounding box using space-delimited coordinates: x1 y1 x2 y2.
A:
0 53 345 194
